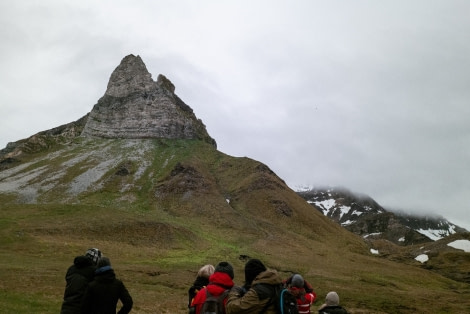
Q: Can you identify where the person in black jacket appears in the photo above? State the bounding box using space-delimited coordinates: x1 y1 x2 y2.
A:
61 248 102 314
82 256 133 314
318 291 348 314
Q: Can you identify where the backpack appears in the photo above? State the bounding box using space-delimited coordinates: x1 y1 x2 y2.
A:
257 284 299 314
200 288 229 314
278 287 299 314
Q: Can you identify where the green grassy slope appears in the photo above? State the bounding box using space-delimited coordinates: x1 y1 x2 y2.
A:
0 139 469 313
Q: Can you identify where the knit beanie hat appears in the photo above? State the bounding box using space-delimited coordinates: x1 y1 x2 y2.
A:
85 248 102 265
291 274 304 288
215 261 234 279
244 259 267 285
325 291 340 306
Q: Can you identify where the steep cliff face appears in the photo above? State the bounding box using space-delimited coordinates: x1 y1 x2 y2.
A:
81 55 216 146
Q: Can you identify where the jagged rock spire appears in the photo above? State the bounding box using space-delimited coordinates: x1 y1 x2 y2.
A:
81 54 216 147
105 54 155 97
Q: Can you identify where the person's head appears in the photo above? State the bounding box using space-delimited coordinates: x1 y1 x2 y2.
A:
85 248 102 265
244 258 266 286
325 291 340 306
97 256 111 268
291 274 304 288
215 261 234 279
197 264 215 279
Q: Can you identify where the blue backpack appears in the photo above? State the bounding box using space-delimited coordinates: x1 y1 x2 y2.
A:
278 287 299 314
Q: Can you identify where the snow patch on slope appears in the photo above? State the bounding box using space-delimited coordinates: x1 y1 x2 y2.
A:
416 225 456 241
415 254 429 263
447 240 470 252
339 205 350 219
309 199 336 215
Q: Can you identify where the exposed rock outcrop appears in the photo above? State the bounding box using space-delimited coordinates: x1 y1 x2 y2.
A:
81 54 216 146
0 115 88 163
298 187 467 245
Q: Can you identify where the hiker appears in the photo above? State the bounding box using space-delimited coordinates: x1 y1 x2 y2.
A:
81 257 133 314
189 261 235 314
188 264 215 309
318 291 348 314
61 248 102 314
225 258 282 313
283 273 316 296
287 274 316 314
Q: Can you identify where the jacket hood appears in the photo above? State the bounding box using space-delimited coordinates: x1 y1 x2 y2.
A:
252 269 283 286
94 267 116 283
66 257 95 282
73 255 93 268
207 272 235 294
95 265 113 274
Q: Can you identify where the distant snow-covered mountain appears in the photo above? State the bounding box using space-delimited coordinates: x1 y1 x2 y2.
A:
297 187 467 245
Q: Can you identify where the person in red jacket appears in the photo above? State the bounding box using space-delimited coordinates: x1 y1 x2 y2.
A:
189 261 235 314
188 264 215 309
283 273 316 298
287 274 316 314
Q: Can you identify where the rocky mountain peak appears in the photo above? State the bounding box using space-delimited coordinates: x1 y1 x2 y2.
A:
105 54 155 97
81 55 216 146
0 54 216 161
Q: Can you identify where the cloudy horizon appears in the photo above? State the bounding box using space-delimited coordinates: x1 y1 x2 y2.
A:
1 1 470 231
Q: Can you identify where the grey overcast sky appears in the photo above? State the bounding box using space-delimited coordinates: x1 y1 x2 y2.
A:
1 1 470 230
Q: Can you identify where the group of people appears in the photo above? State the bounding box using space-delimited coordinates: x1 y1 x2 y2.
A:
60 248 133 314
60 249 346 313
188 258 348 314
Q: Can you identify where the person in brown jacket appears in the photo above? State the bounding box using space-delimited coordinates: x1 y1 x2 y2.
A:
225 258 282 314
